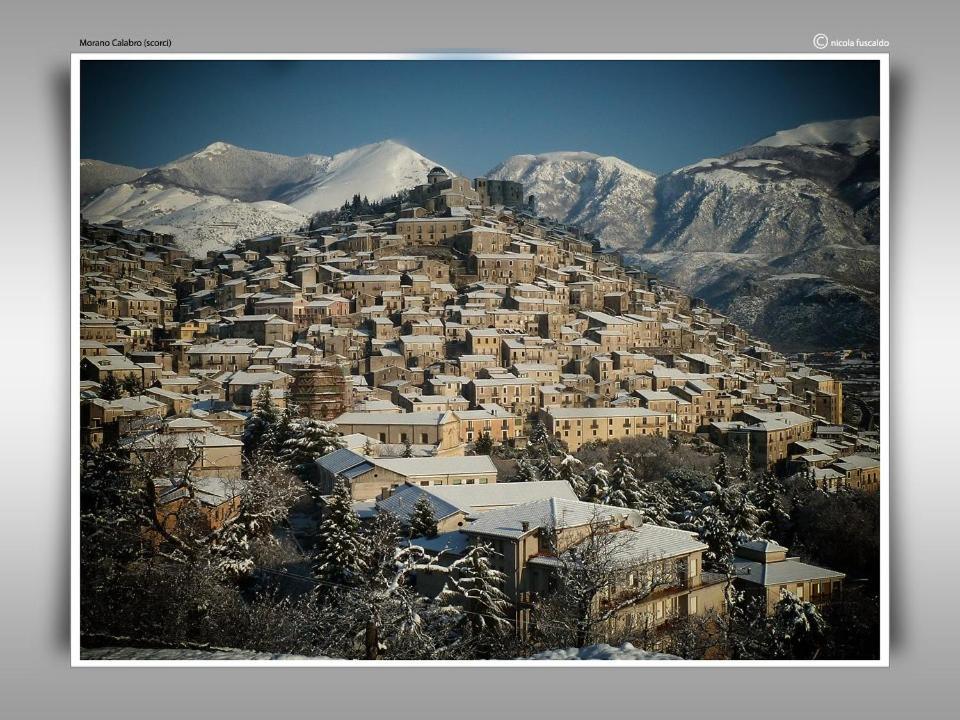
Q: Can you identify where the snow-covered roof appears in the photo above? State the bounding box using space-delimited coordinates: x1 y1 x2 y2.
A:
732 557 845 587
463 497 640 539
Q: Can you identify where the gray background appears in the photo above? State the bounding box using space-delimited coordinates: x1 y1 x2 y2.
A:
1 0 956 717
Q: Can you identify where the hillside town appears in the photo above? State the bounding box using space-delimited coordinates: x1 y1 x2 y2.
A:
79 167 881 660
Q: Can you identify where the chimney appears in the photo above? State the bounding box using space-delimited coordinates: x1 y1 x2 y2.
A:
520 521 530 532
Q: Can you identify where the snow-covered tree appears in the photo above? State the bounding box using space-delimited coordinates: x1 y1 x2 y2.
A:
557 453 587 498
537 456 561 483
771 589 829 659
313 476 367 586
341 512 441 659
750 470 791 541
80 443 138 567
261 404 296 457
607 452 642 509
528 418 550 453
434 542 513 657
635 480 676 527
512 456 540 483
208 456 303 580
696 454 761 576
243 385 278 456
280 417 344 483
527 417 563 459
583 462 610 504
408 495 439 539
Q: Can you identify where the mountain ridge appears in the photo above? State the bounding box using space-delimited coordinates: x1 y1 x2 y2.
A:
80 118 880 349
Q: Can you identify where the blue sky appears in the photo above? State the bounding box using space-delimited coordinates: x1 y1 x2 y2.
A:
81 59 880 176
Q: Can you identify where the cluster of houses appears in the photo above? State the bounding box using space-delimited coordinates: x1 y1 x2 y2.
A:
79 166 876 636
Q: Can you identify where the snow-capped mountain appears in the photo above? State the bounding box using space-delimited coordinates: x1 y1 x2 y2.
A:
486 152 657 248
80 118 880 349
646 117 880 256
630 116 881 350
752 116 879 155
277 141 442 215
80 159 145 199
82 182 308 256
138 142 323 203
484 119 880 350
81 139 444 256
135 139 441 215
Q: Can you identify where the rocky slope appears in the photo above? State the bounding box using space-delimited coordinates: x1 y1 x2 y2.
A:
80 159 145 200
486 152 657 247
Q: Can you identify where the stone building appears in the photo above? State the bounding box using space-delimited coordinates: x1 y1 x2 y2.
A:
289 358 352 420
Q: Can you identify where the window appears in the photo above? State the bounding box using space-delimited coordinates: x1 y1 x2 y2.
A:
797 584 804 600
689 596 698 614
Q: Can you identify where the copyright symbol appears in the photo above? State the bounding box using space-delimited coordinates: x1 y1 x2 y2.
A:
813 33 829 49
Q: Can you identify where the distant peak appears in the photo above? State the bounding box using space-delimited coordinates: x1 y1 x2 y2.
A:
528 151 600 162
193 141 234 159
750 116 880 150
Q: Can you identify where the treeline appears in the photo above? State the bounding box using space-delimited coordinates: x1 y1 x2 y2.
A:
306 190 409 231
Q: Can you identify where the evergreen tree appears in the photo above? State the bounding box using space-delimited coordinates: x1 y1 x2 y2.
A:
345 510 440 659
607 452 642 509
314 477 367 586
750 470 791 541
635 480 676 527
243 385 278 456
557 453 587 498
696 454 761 574
771 589 829 659
262 404 296 457
527 418 561 458
512 456 540 483
401 439 414 458
80 443 137 566
98 374 122 401
120 375 144 397
408 495 439 539
435 542 513 657
473 431 494 455
281 417 344 482
528 418 550 450
583 462 610 504
536 456 561 483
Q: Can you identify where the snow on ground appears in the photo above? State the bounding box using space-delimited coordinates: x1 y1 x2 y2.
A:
81 646 326 661
527 643 680 661
279 140 439 214
732 158 783 168
82 182 308 257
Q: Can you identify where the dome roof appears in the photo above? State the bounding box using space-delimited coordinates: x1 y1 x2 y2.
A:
428 166 447 175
